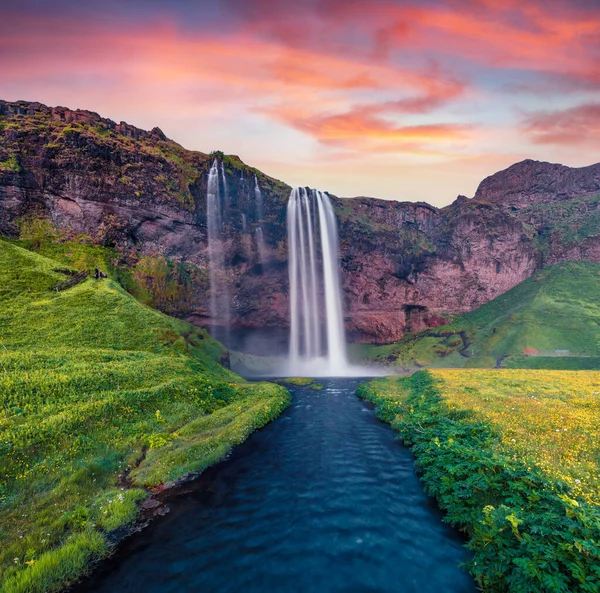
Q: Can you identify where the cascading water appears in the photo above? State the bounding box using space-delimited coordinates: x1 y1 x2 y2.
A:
254 174 265 220
255 227 268 268
220 161 230 211
206 159 230 344
287 187 348 375
254 175 268 268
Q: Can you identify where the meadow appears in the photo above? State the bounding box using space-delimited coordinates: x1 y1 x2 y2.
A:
0 239 290 593
358 370 600 592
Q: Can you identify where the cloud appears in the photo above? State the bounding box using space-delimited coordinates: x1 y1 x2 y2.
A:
262 103 473 154
1 0 600 201
0 9 471 156
522 103 600 145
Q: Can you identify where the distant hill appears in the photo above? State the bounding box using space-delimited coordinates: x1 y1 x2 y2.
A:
355 261 600 370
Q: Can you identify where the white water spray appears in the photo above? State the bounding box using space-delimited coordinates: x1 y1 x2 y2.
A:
287 187 348 375
207 159 230 342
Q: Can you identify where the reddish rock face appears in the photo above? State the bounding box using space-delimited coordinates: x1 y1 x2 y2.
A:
475 159 600 207
2 100 600 345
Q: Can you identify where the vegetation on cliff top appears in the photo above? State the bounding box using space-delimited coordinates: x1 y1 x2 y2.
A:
0 239 290 593
356 261 600 370
0 108 291 218
358 370 600 592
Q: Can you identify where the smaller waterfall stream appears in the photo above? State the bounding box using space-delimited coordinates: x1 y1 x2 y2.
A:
254 175 268 268
254 174 265 220
287 188 348 375
220 161 230 211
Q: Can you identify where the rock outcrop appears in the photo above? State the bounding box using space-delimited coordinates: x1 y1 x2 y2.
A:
2 100 600 345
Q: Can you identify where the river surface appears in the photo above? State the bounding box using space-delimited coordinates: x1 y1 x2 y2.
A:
78 378 475 593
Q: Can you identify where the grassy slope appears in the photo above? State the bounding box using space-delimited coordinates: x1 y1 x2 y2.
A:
0 239 290 593
358 371 600 592
357 261 600 370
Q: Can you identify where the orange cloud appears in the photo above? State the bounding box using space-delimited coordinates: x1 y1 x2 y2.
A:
263 105 472 154
1 0 599 176
229 0 600 89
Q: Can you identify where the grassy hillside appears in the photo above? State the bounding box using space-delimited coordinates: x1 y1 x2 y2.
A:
0 239 289 593
356 261 600 370
358 370 600 591
8 218 209 318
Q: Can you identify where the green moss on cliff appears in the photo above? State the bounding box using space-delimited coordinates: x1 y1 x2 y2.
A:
0 154 22 172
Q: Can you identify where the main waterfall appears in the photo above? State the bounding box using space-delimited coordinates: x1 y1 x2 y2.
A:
287 188 348 375
206 158 230 344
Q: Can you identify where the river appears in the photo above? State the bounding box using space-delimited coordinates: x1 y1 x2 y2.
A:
75 378 475 592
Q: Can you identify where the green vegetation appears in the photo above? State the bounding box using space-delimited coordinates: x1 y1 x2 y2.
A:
274 377 324 390
12 217 208 317
523 193 600 247
358 370 600 592
0 113 209 211
0 154 22 172
359 262 600 370
0 239 290 592
277 377 314 386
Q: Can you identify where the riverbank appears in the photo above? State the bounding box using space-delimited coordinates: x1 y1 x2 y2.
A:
70 379 474 593
358 370 600 591
0 240 290 593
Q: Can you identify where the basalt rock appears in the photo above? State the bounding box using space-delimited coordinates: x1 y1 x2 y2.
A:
2 100 600 345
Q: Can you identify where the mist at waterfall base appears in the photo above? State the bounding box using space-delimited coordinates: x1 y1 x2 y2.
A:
204 168 384 377
233 188 382 378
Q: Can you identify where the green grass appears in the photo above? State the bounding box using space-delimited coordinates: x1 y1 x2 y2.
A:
358 371 600 592
273 377 325 390
0 154 22 172
0 238 290 592
10 222 208 317
361 261 600 370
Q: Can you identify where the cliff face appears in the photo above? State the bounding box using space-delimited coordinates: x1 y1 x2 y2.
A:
475 159 600 207
2 100 600 344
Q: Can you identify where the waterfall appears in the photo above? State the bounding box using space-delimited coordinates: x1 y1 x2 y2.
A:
255 227 268 268
254 175 268 268
254 174 265 220
220 161 230 213
287 187 348 375
206 159 230 343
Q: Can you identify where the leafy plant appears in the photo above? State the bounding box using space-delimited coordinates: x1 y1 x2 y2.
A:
358 371 600 591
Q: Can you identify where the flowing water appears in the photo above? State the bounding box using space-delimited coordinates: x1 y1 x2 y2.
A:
287 189 348 375
254 175 268 267
77 379 475 593
206 159 230 343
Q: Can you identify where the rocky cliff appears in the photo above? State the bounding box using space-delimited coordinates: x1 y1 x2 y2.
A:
2 100 600 345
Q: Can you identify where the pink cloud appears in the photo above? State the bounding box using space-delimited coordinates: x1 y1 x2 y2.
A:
522 103 600 145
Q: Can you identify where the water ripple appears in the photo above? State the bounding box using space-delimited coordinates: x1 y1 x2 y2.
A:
75 379 475 593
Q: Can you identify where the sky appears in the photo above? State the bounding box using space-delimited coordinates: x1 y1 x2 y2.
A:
1 0 600 206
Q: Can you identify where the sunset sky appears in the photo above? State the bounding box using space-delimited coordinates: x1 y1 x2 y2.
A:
1 0 600 206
